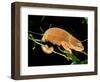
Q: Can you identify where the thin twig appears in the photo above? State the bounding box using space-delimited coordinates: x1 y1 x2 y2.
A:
40 26 44 33
81 51 87 55
81 39 88 42
58 47 69 54
28 31 43 36
53 51 72 60
28 34 71 60
49 24 52 28
41 16 45 22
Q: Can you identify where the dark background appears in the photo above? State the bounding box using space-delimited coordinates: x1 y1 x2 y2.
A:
28 15 88 66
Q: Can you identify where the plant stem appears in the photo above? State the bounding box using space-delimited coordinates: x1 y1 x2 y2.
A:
28 31 43 36
28 34 71 60
81 51 87 55
53 51 72 60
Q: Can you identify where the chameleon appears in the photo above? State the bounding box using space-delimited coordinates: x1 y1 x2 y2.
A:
41 27 84 54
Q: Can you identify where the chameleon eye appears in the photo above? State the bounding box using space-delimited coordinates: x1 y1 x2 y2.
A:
77 43 81 47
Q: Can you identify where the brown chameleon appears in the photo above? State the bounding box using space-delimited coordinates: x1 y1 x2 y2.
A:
41 27 84 54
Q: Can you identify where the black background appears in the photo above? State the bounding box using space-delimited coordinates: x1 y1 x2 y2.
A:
28 15 88 66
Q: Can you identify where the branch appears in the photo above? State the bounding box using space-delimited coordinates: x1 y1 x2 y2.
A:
28 34 72 60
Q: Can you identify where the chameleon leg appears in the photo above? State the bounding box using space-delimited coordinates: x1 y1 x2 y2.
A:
61 41 72 54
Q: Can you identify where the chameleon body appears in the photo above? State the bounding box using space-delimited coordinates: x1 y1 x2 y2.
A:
41 27 84 54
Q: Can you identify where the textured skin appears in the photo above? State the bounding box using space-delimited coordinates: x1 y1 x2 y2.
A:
42 27 84 53
42 28 69 45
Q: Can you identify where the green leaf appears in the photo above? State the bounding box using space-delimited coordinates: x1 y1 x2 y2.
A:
71 53 80 64
80 60 87 64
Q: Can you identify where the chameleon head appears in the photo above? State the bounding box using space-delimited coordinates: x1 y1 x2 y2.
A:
70 42 84 52
61 37 84 53
68 37 84 52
